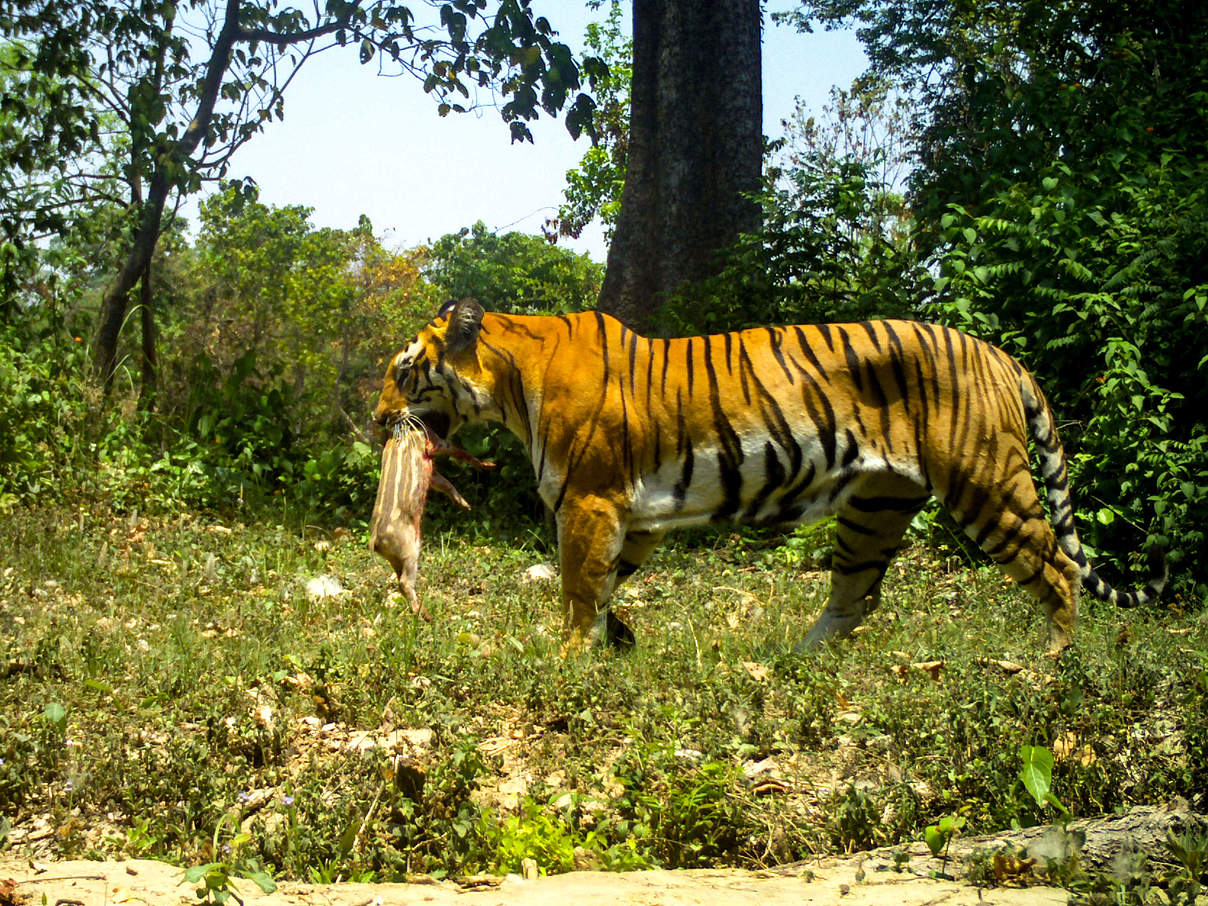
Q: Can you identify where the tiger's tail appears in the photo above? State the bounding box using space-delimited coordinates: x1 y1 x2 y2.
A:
1020 373 1167 608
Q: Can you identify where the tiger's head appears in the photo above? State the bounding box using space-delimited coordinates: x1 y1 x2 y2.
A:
374 298 498 441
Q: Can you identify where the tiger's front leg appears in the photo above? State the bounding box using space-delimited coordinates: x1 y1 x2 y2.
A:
555 496 627 653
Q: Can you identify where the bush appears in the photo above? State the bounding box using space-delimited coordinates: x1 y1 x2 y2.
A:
931 156 1208 594
0 327 99 510
424 221 603 315
660 156 925 336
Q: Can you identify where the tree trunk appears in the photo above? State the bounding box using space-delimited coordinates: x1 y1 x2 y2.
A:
93 0 241 390
138 255 157 409
597 0 763 335
92 174 168 389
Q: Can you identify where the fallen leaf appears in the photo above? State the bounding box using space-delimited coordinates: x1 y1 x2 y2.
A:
914 660 944 681
977 657 1026 675
740 660 769 682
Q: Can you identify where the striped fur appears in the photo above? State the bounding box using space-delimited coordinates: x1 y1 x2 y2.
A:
369 424 431 619
374 299 1166 654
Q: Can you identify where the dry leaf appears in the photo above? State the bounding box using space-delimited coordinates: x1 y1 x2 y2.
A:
1052 730 1097 766
893 660 944 681
914 660 945 681
977 657 1026 675
740 660 769 682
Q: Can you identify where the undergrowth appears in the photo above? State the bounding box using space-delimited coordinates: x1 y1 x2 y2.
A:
1 499 1204 894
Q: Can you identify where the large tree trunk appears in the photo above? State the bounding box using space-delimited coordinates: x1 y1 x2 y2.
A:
597 0 763 335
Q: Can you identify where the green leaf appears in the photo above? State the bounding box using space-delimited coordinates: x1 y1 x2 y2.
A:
183 863 219 883
244 870 276 894
1020 745 1054 809
43 701 67 725
338 818 359 855
938 814 966 835
924 824 946 856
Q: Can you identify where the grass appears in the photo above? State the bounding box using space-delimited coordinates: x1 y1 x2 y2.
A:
1 497 1205 890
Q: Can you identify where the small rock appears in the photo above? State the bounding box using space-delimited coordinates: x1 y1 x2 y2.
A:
525 563 558 582
305 575 346 601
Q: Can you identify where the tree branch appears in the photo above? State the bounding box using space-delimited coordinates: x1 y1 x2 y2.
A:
234 0 365 47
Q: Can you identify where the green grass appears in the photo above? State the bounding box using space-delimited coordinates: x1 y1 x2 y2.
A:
1 500 1205 888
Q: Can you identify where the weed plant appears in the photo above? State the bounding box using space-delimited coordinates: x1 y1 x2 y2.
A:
0 499 1204 892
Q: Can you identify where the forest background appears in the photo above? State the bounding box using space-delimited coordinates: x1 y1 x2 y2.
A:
3 0 1204 589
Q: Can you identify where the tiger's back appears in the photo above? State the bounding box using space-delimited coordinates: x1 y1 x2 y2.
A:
376 301 1165 654
526 316 1023 526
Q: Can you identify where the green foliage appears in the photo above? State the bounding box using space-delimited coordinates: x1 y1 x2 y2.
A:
178 183 438 421
923 811 965 878
487 797 579 875
828 783 885 852
424 221 603 315
923 813 964 856
610 744 754 868
0 327 87 509
552 0 631 242
1182 662 1208 807
182 814 277 906
661 155 923 335
0 39 111 313
1019 745 1068 818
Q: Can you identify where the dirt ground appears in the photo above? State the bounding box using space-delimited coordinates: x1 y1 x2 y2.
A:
1 848 1065 906
12 797 1203 905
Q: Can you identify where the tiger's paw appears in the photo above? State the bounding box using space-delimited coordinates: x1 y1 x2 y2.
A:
559 611 636 655
604 611 636 651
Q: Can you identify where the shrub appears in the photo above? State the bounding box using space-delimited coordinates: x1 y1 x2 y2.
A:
931 157 1208 593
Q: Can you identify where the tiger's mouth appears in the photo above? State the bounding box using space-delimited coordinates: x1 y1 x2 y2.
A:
416 411 453 442
376 408 451 443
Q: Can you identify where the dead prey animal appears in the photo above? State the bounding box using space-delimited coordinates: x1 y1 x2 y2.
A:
369 423 493 619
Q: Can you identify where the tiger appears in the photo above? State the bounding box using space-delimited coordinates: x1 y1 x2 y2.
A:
373 298 1166 655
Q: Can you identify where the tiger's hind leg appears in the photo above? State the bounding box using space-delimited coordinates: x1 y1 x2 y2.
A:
598 529 666 649
960 485 1082 656
798 479 930 651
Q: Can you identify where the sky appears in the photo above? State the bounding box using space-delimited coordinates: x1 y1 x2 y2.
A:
221 6 868 263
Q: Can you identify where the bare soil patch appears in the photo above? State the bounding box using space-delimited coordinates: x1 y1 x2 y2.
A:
8 802 1205 905
0 855 1062 906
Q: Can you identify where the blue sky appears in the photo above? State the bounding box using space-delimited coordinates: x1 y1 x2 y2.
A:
223 6 867 262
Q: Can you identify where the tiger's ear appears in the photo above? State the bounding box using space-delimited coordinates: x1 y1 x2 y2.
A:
446 298 484 356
